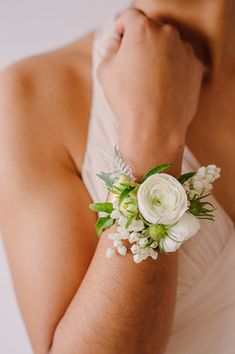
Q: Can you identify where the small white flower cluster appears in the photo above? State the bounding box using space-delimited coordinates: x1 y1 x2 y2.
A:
106 201 158 263
184 165 221 199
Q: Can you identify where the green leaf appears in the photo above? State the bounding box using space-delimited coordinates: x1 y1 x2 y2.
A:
158 240 167 254
96 172 114 189
178 172 196 185
118 187 134 207
89 202 114 213
188 193 216 221
125 215 135 229
143 237 154 248
141 164 173 183
95 216 114 237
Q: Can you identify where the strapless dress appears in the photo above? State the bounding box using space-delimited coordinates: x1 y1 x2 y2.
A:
81 20 235 354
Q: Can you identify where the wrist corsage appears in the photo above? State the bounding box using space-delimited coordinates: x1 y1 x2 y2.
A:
89 146 221 263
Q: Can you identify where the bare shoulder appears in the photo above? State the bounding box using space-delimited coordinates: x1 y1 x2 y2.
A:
0 32 94 173
0 34 98 353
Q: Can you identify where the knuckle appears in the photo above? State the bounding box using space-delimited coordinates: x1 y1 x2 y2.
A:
122 8 136 19
119 8 146 25
137 16 151 30
128 7 147 20
162 23 179 36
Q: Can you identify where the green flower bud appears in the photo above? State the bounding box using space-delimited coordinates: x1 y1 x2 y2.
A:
119 195 138 218
189 196 215 221
112 175 131 195
128 188 138 199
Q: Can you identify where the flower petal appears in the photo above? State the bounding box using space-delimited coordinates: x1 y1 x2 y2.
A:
162 212 200 253
169 212 201 241
137 173 188 225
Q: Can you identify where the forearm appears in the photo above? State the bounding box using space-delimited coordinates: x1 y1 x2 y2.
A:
49 138 184 354
49 7 203 351
50 235 178 354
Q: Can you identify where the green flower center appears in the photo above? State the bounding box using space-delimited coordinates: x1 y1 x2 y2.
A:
148 224 168 240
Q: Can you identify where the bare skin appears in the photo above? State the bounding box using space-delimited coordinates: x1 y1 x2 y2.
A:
0 1 235 354
135 0 235 219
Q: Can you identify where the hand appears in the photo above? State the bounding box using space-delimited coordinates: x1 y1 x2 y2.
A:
98 8 205 145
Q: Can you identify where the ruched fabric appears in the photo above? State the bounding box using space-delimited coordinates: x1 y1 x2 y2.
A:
81 20 235 354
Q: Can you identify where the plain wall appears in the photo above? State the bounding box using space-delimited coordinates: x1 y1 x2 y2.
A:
0 1 129 353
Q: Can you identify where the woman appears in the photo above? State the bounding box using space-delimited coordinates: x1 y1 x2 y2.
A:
0 1 234 353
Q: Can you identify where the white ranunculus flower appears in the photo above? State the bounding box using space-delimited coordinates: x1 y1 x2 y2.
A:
161 212 200 252
137 173 188 225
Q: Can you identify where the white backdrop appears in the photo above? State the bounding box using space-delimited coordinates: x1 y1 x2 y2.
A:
0 1 129 353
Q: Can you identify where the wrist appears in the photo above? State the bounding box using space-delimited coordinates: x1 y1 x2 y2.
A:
89 146 220 264
119 133 186 181
119 118 187 144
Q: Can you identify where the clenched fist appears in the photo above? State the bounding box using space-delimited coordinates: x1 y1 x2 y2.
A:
98 8 204 144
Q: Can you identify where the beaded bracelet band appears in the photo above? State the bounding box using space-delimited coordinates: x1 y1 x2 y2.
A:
89 146 221 263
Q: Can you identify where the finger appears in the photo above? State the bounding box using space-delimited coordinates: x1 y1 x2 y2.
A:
198 60 208 79
183 40 208 76
115 8 147 37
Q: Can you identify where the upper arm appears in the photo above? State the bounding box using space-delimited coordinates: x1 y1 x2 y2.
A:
0 64 98 354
